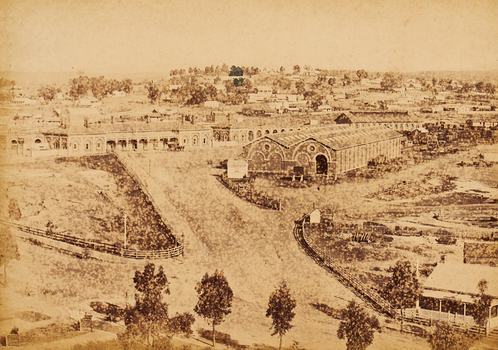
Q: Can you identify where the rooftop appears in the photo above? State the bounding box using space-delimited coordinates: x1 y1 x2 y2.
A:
257 124 403 150
423 262 498 298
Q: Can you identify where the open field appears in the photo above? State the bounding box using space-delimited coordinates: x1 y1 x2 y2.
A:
1 143 497 349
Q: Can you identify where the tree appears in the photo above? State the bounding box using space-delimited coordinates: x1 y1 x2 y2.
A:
356 69 368 81
145 81 160 104
38 85 60 103
295 80 306 95
221 63 230 75
169 312 196 337
68 76 90 100
460 82 473 94
186 85 207 105
337 301 380 350
381 72 402 90
303 90 323 110
293 65 301 75
427 321 475 350
229 66 243 77
381 260 420 332
484 83 496 97
8 198 22 220
472 279 493 330
266 281 296 350
194 270 233 347
0 227 20 286
474 81 485 93
233 78 244 87
120 79 133 94
90 76 107 100
124 263 170 346
343 73 351 86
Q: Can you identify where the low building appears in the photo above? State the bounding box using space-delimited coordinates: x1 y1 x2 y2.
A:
416 262 498 332
40 120 214 155
334 111 423 132
204 100 220 108
227 159 248 179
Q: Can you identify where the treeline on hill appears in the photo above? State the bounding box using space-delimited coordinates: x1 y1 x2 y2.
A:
36 76 133 103
67 76 133 100
3 65 496 107
0 77 16 102
147 64 497 107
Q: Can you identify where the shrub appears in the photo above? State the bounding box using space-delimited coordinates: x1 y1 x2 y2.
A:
198 329 247 350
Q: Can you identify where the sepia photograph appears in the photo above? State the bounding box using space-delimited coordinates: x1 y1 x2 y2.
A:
0 0 497 349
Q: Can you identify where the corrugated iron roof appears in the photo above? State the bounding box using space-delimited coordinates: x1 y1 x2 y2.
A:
423 263 498 298
349 111 419 123
263 124 402 150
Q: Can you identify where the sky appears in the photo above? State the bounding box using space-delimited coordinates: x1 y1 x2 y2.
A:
1 0 497 74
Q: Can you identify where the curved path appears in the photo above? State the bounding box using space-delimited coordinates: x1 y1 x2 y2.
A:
123 151 362 349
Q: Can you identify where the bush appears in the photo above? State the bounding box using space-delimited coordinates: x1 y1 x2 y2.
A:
8 198 22 220
198 329 247 350
90 301 125 322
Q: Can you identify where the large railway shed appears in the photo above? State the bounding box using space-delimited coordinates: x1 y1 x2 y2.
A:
241 124 404 176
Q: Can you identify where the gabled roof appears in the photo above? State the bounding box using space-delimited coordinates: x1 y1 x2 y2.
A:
66 108 100 116
349 111 418 123
423 263 498 298
252 124 403 150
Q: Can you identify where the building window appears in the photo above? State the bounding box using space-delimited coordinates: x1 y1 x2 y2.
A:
97 142 101 149
86 143 89 150
74 144 77 150
308 145 316 152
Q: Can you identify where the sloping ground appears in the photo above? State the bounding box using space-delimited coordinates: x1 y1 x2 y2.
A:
125 150 431 350
0 155 175 250
2 148 434 349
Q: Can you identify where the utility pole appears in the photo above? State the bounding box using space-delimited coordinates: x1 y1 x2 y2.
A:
124 214 128 249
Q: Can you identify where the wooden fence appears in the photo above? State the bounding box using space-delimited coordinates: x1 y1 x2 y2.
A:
294 215 493 335
1 220 183 260
293 215 398 318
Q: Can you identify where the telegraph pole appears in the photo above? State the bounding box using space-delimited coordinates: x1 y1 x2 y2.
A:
124 214 128 249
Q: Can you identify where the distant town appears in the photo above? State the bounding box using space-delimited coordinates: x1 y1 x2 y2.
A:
1 66 497 163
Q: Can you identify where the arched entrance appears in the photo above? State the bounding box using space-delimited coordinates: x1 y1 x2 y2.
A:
107 140 116 152
269 153 283 172
316 154 328 174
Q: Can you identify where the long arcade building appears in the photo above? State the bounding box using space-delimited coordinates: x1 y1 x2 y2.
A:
241 124 404 176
